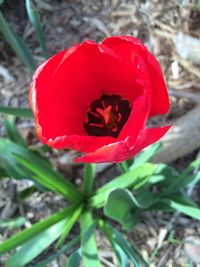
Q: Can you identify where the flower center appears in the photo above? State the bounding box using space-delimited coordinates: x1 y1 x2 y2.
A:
84 94 131 138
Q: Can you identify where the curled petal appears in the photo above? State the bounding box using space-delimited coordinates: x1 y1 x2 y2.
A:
102 36 170 116
119 93 150 141
75 125 171 163
74 137 132 163
43 135 116 153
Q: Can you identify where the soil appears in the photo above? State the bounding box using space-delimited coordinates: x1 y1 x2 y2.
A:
0 0 200 266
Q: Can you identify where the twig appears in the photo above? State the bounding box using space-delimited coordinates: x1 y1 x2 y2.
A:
174 55 200 80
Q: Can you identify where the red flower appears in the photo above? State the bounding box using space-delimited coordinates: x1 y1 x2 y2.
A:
30 36 170 163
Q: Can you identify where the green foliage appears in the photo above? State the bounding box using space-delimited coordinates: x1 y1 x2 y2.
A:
0 11 36 72
0 0 50 72
6 219 68 267
31 237 80 267
100 221 149 267
0 101 200 266
130 142 162 169
4 115 27 147
0 205 76 255
104 189 139 230
83 163 96 196
89 163 156 208
101 226 130 267
0 107 33 118
80 212 101 267
0 138 82 202
67 249 82 267
56 204 83 247
25 0 49 58
0 217 26 230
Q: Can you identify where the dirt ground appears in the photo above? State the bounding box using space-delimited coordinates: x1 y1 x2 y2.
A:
0 0 200 266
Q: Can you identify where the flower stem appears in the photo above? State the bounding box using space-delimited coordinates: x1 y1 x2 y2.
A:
83 164 96 196
119 161 129 173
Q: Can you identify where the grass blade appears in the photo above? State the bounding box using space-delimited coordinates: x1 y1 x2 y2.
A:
56 205 83 247
161 199 200 220
100 221 148 267
0 205 76 255
15 153 82 202
0 11 36 72
25 0 49 58
0 107 33 118
99 220 130 267
6 219 67 267
0 138 83 202
31 237 79 267
4 115 26 147
67 248 82 267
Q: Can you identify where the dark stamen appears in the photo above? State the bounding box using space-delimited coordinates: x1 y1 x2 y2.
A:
84 94 131 138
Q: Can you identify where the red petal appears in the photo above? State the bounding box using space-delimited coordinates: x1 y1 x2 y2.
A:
102 36 170 116
79 40 148 103
30 39 148 150
44 135 116 153
75 125 171 163
31 44 104 138
146 52 170 115
74 137 132 163
119 93 150 141
126 125 172 158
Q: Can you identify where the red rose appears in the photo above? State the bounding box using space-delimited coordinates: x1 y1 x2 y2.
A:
30 36 170 163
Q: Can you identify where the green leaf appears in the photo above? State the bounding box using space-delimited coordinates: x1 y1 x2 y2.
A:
148 163 178 185
25 0 49 58
169 191 198 208
31 237 79 267
0 205 76 255
99 221 148 267
130 143 162 169
89 163 156 208
99 220 130 267
181 158 200 177
67 249 82 267
134 188 155 208
175 158 200 188
0 11 36 72
0 138 33 179
15 153 81 202
104 189 155 230
80 212 101 267
0 138 82 202
0 106 33 118
161 199 200 220
18 186 37 201
6 219 68 267
160 158 200 196
104 189 139 230
0 165 8 178
181 172 200 188
4 115 26 147
0 217 26 230
56 204 83 247
111 244 130 267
